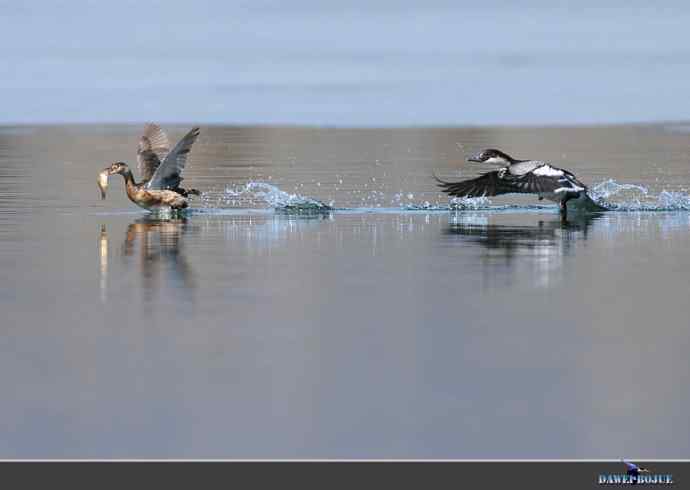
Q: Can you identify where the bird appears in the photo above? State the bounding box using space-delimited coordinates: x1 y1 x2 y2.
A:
435 148 604 216
97 123 202 211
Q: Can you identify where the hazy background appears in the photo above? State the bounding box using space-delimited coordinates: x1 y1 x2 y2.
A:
2 0 690 126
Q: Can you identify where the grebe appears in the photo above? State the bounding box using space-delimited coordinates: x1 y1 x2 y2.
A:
98 124 201 211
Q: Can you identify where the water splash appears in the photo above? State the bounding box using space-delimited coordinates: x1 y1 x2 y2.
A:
195 179 690 214
449 196 494 210
391 191 493 210
589 179 690 211
395 180 690 213
223 182 333 211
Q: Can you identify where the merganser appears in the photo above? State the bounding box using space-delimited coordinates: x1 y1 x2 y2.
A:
98 124 201 211
435 148 604 216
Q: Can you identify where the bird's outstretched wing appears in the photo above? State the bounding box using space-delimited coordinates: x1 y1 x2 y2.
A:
145 127 200 190
137 123 171 183
434 170 529 198
435 167 584 198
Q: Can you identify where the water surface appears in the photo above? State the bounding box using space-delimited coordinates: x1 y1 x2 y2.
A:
1 124 689 458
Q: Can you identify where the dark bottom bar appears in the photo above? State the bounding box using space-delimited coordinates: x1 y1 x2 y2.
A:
0 461 685 490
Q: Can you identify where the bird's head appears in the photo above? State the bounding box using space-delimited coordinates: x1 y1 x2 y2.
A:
106 162 130 175
467 149 515 166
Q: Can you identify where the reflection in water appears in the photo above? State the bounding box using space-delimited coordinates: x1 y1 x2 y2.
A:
4 122 690 458
446 212 598 256
193 210 333 249
124 217 196 304
99 217 197 306
99 225 108 304
445 212 600 289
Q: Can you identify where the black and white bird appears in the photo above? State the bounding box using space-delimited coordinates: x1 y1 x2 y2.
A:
435 148 603 216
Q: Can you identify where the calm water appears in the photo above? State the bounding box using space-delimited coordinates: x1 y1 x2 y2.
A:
1 124 690 458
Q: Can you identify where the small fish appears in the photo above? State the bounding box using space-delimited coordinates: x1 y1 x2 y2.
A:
97 170 109 200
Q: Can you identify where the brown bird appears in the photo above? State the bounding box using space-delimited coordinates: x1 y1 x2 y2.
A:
98 124 202 211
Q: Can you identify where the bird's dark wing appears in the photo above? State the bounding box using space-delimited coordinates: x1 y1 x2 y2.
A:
434 170 539 198
137 123 170 183
145 127 200 190
435 171 507 198
435 167 584 198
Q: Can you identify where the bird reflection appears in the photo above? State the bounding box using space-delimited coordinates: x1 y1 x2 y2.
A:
98 217 196 306
446 212 598 254
122 216 196 303
98 224 108 303
444 212 601 288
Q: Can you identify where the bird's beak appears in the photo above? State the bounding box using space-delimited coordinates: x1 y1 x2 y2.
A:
97 169 109 200
467 153 482 163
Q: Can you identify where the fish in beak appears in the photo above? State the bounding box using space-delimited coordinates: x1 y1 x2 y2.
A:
97 169 109 200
